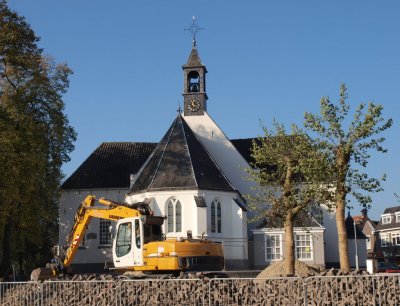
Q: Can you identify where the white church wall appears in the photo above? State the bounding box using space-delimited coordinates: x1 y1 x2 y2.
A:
126 189 248 268
322 205 339 266
126 190 200 238
183 113 257 197
59 189 126 268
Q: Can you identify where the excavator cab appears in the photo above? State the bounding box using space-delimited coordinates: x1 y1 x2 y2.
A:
113 217 143 268
112 215 165 269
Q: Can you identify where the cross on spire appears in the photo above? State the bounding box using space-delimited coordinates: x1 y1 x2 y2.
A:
185 16 204 47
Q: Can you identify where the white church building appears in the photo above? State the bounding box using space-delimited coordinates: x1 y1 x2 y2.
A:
59 41 366 272
59 43 254 270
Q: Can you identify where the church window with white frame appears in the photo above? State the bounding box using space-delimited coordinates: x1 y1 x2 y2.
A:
211 199 222 233
167 198 182 233
296 234 313 260
99 219 112 246
265 234 282 261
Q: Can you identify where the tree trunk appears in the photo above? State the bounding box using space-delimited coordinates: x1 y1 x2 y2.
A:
1 217 13 276
284 214 295 276
336 195 350 272
336 147 350 272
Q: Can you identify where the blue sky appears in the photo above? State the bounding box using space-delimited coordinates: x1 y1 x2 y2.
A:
7 1 399 220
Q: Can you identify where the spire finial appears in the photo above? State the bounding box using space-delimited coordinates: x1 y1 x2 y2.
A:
185 16 204 47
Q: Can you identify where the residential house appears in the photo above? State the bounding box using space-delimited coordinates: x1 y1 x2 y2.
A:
374 206 400 264
353 208 378 259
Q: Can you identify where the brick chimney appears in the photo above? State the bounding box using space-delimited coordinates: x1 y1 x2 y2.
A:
361 208 368 218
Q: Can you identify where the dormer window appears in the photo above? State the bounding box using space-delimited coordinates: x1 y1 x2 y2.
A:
382 214 392 224
396 213 400 223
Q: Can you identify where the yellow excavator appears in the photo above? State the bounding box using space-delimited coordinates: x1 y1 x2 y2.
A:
31 195 224 281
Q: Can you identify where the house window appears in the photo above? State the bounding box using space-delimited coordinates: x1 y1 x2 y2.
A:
265 234 282 261
366 235 371 249
296 234 313 260
381 233 390 247
166 198 182 233
210 199 222 233
382 215 392 224
99 219 111 245
392 232 400 246
396 213 400 223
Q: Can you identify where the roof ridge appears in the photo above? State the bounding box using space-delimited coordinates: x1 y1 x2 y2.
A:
179 115 199 189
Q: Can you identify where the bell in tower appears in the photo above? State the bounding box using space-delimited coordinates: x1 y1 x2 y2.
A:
188 71 200 93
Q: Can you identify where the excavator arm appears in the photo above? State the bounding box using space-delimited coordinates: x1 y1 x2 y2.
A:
63 195 142 267
31 195 146 281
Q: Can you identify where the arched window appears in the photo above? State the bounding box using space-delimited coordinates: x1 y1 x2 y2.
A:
166 198 182 233
217 202 222 233
176 201 182 232
167 201 174 233
211 199 222 233
211 202 216 233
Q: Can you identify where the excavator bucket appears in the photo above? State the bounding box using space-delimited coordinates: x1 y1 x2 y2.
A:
30 267 57 281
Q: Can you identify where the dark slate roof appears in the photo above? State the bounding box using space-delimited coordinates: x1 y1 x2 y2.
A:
62 142 157 189
230 138 256 165
61 137 257 191
376 205 400 230
345 215 367 239
182 47 206 69
260 210 322 229
129 114 236 194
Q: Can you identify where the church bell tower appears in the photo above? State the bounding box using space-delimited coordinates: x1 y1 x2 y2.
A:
183 18 208 116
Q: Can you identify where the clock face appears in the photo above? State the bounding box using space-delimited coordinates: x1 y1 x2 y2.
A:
188 98 201 112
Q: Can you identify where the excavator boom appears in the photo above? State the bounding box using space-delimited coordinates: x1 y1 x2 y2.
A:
63 195 142 267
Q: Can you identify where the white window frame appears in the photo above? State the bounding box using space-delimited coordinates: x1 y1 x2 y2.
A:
295 233 313 260
99 219 112 246
392 232 400 246
366 235 371 249
396 213 400 223
265 234 282 262
166 198 182 233
382 214 392 224
381 233 390 247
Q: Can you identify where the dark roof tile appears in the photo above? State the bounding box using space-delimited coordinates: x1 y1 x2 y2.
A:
62 142 156 189
260 210 321 229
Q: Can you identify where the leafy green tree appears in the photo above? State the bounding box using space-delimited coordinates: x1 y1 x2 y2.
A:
304 84 392 272
246 122 332 276
0 1 76 276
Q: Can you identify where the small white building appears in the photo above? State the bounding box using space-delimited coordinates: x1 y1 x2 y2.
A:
252 212 325 269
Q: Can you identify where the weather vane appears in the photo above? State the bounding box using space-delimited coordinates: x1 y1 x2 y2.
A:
185 16 204 47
